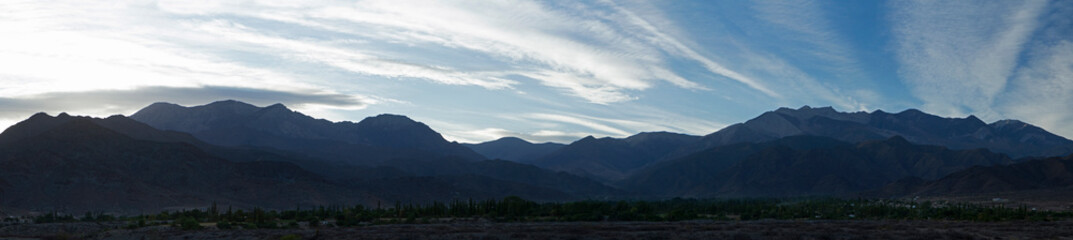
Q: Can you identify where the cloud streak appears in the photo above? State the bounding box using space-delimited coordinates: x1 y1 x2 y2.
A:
149 0 782 103
890 0 1049 118
0 86 370 119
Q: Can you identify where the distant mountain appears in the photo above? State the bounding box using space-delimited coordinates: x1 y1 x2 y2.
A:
672 106 1073 159
375 158 625 198
0 113 627 213
620 135 1013 197
0 111 374 182
129 100 485 165
348 175 577 203
0 114 372 214
529 132 700 182
463 137 565 162
877 154 1073 197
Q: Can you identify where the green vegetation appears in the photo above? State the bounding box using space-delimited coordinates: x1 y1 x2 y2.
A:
26 197 1073 229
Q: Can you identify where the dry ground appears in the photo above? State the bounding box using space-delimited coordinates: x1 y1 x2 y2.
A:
4 220 1073 240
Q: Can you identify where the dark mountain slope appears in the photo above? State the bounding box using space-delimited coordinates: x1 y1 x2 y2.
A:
621 136 1012 197
0 113 624 210
129 100 485 165
377 158 625 198
877 154 1073 197
463 137 565 162
530 132 700 181
0 118 371 214
347 175 576 203
673 106 1073 159
0 112 373 181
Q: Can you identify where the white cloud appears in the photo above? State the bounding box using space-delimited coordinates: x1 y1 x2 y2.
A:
0 1 338 97
0 86 371 119
189 19 518 89
525 113 632 137
890 0 1049 119
442 128 592 144
998 40 1073 139
152 0 769 103
752 0 863 79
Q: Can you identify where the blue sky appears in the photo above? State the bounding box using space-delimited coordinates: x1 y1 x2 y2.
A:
1 0 1071 143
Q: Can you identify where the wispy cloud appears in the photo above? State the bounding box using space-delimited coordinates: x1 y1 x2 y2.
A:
524 113 633 137
890 0 1049 119
443 128 593 144
5 0 1069 142
752 0 862 79
189 19 518 90
147 0 780 104
598 0 776 97
0 86 370 119
998 40 1073 139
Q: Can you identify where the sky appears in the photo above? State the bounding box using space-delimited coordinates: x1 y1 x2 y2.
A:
1 0 1071 144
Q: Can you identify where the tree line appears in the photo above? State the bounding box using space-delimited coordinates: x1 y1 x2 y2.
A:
21 197 1073 230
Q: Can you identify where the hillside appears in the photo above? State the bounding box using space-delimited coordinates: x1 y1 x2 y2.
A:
622 136 1013 197
672 106 1073 159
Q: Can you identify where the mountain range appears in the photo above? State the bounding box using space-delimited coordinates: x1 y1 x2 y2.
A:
673 106 1073 159
526 132 700 181
2 100 1072 214
463 137 564 163
0 114 371 214
877 153 1073 197
619 135 1013 197
130 100 485 166
0 106 619 214
467 106 1073 184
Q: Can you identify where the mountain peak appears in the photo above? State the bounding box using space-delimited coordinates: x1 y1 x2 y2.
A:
625 131 700 144
210 99 247 105
794 105 835 112
257 103 294 115
265 103 289 110
144 102 181 109
131 102 182 117
28 112 52 120
896 108 926 116
495 136 532 144
357 114 420 127
990 119 1026 128
205 99 258 110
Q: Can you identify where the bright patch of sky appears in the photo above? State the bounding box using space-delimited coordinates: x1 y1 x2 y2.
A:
1 0 1071 143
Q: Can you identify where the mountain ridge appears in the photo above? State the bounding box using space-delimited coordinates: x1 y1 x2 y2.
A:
668 106 1073 159
0 116 372 214
463 137 565 163
620 135 1014 197
130 100 486 166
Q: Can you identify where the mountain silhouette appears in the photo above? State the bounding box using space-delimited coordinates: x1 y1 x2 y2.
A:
621 135 1013 197
528 132 700 181
130 100 485 166
876 153 1073 197
4 102 1072 212
0 113 626 213
463 137 565 162
0 114 372 214
671 106 1073 159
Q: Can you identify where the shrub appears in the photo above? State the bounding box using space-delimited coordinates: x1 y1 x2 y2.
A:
216 221 232 230
179 217 202 230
